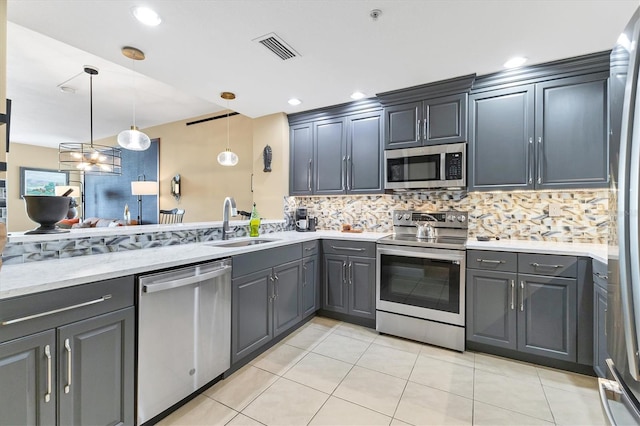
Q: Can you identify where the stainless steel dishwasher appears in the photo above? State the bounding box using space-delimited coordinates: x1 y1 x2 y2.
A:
137 258 231 425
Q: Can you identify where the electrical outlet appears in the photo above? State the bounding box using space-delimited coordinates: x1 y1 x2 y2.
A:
549 203 562 217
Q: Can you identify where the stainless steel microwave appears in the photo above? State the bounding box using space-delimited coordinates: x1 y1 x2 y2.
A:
384 142 466 190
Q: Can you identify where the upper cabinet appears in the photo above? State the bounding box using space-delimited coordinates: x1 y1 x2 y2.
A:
288 100 383 196
377 75 475 150
469 52 610 191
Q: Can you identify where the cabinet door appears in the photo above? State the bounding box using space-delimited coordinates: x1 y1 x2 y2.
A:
466 269 517 350
518 274 577 362
323 254 348 314
0 330 56 426
535 74 608 189
273 261 303 337
594 284 609 378
58 307 134 426
232 269 273 363
384 101 422 149
347 111 383 194
290 122 314 195
314 118 347 195
424 93 467 145
302 255 319 318
348 256 376 319
468 85 535 191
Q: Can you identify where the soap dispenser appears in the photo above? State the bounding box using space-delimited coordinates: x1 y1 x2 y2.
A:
249 203 260 237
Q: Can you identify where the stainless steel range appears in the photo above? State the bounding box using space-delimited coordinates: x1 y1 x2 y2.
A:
376 210 467 351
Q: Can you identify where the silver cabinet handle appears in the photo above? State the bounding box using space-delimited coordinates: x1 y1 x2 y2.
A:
510 280 515 310
269 274 275 300
346 155 351 190
341 156 346 190
304 246 315 252
605 308 607 336
423 119 427 142
342 261 347 283
528 137 534 184
348 262 353 285
331 246 366 252
1 295 112 326
416 119 421 141
530 262 563 269
308 159 312 191
537 137 543 185
273 273 279 298
520 281 525 312
64 338 72 394
44 344 52 403
476 258 505 265
302 264 307 286
594 272 609 280
143 266 231 293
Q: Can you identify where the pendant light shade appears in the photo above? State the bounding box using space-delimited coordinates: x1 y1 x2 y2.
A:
118 46 150 151
217 91 238 167
59 66 122 175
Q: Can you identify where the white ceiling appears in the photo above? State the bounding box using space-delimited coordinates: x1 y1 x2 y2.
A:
6 0 640 148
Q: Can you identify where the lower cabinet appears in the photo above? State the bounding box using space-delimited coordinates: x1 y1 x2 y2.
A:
593 259 609 378
302 252 320 318
231 245 304 364
322 240 376 320
0 293 134 426
467 251 579 363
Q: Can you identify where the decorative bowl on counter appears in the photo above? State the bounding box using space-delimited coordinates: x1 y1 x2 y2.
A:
23 195 71 234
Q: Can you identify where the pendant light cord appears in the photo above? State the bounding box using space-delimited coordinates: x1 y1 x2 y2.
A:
132 58 137 128
227 100 230 149
89 72 93 147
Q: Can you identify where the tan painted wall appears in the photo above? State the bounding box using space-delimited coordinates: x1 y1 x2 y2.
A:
251 113 289 220
7 143 61 231
0 0 6 167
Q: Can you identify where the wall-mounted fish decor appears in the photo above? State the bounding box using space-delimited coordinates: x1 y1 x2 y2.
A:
263 144 272 172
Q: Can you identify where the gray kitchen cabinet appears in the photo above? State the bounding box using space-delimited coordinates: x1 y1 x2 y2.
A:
288 100 383 196
518 274 577 362
302 241 320 318
384 101 421 149
468 85 535 191
289 122 314 195
466 269 517 350
0 330 56 426
469 72 608 191
231 244 303 364
593 260 609 378
58 308 135 426
0 276 135 426
322 240 376 320
467 250 580 363
314 118 347 194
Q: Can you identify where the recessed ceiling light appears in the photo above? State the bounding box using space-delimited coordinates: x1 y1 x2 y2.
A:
59 86 76 94
132 6 162 26
350 91 366 100
503 56 527 69
288 98 302 106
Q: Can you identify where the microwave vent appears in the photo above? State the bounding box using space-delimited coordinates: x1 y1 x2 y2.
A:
253 32 300 60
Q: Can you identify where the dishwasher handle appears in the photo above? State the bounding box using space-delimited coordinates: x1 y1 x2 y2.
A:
143 265 231 294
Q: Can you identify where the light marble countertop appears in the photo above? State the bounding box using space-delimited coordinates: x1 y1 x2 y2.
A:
0 230 387 300
0 230 608 300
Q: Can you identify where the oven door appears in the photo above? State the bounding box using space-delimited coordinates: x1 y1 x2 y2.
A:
376 244 465 326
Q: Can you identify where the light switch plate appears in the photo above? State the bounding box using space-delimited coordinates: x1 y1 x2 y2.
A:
549 203 562 217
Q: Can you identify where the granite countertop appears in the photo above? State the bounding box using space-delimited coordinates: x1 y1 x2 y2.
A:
0 229 608 300
0 230 388 300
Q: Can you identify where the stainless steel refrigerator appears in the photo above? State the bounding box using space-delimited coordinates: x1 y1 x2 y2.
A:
600 6 640 424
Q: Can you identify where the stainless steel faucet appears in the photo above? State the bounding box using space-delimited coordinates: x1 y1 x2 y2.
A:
222 197 237 240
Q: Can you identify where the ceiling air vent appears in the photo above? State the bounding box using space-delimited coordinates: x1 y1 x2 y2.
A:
253 32 300 61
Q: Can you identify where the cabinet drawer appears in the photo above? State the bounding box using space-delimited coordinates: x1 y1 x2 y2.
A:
302 240 319 257
593 259 608 290
323 240 375 257
518 253 577 278
0 276 134 344
467 250 517 273
233 243 302 278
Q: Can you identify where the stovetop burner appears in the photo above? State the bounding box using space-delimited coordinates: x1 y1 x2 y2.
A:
378 209 468 249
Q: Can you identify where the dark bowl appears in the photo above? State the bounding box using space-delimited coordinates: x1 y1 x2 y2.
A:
23 195 71 234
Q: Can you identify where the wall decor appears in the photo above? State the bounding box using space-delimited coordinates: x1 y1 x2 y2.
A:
263 144 272 172
20 167 69 197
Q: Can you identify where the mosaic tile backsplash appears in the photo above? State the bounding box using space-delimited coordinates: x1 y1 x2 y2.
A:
286 189 608 244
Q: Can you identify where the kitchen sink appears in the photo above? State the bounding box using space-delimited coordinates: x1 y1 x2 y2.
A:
208 238 279 248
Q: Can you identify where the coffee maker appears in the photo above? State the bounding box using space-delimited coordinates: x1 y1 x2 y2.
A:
295 207 308 232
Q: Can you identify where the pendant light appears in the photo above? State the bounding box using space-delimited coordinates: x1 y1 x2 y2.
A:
217 92 239 166
59 66 122 175
117 46 151 151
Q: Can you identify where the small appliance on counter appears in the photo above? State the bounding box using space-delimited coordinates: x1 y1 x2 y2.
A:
295 206 308 231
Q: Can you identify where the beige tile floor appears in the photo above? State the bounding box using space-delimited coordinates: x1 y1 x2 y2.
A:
158 316 607 426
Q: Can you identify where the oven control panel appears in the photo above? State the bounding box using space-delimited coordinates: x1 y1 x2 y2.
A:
392 210 468 229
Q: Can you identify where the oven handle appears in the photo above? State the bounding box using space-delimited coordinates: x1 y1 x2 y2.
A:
377 246 464 262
